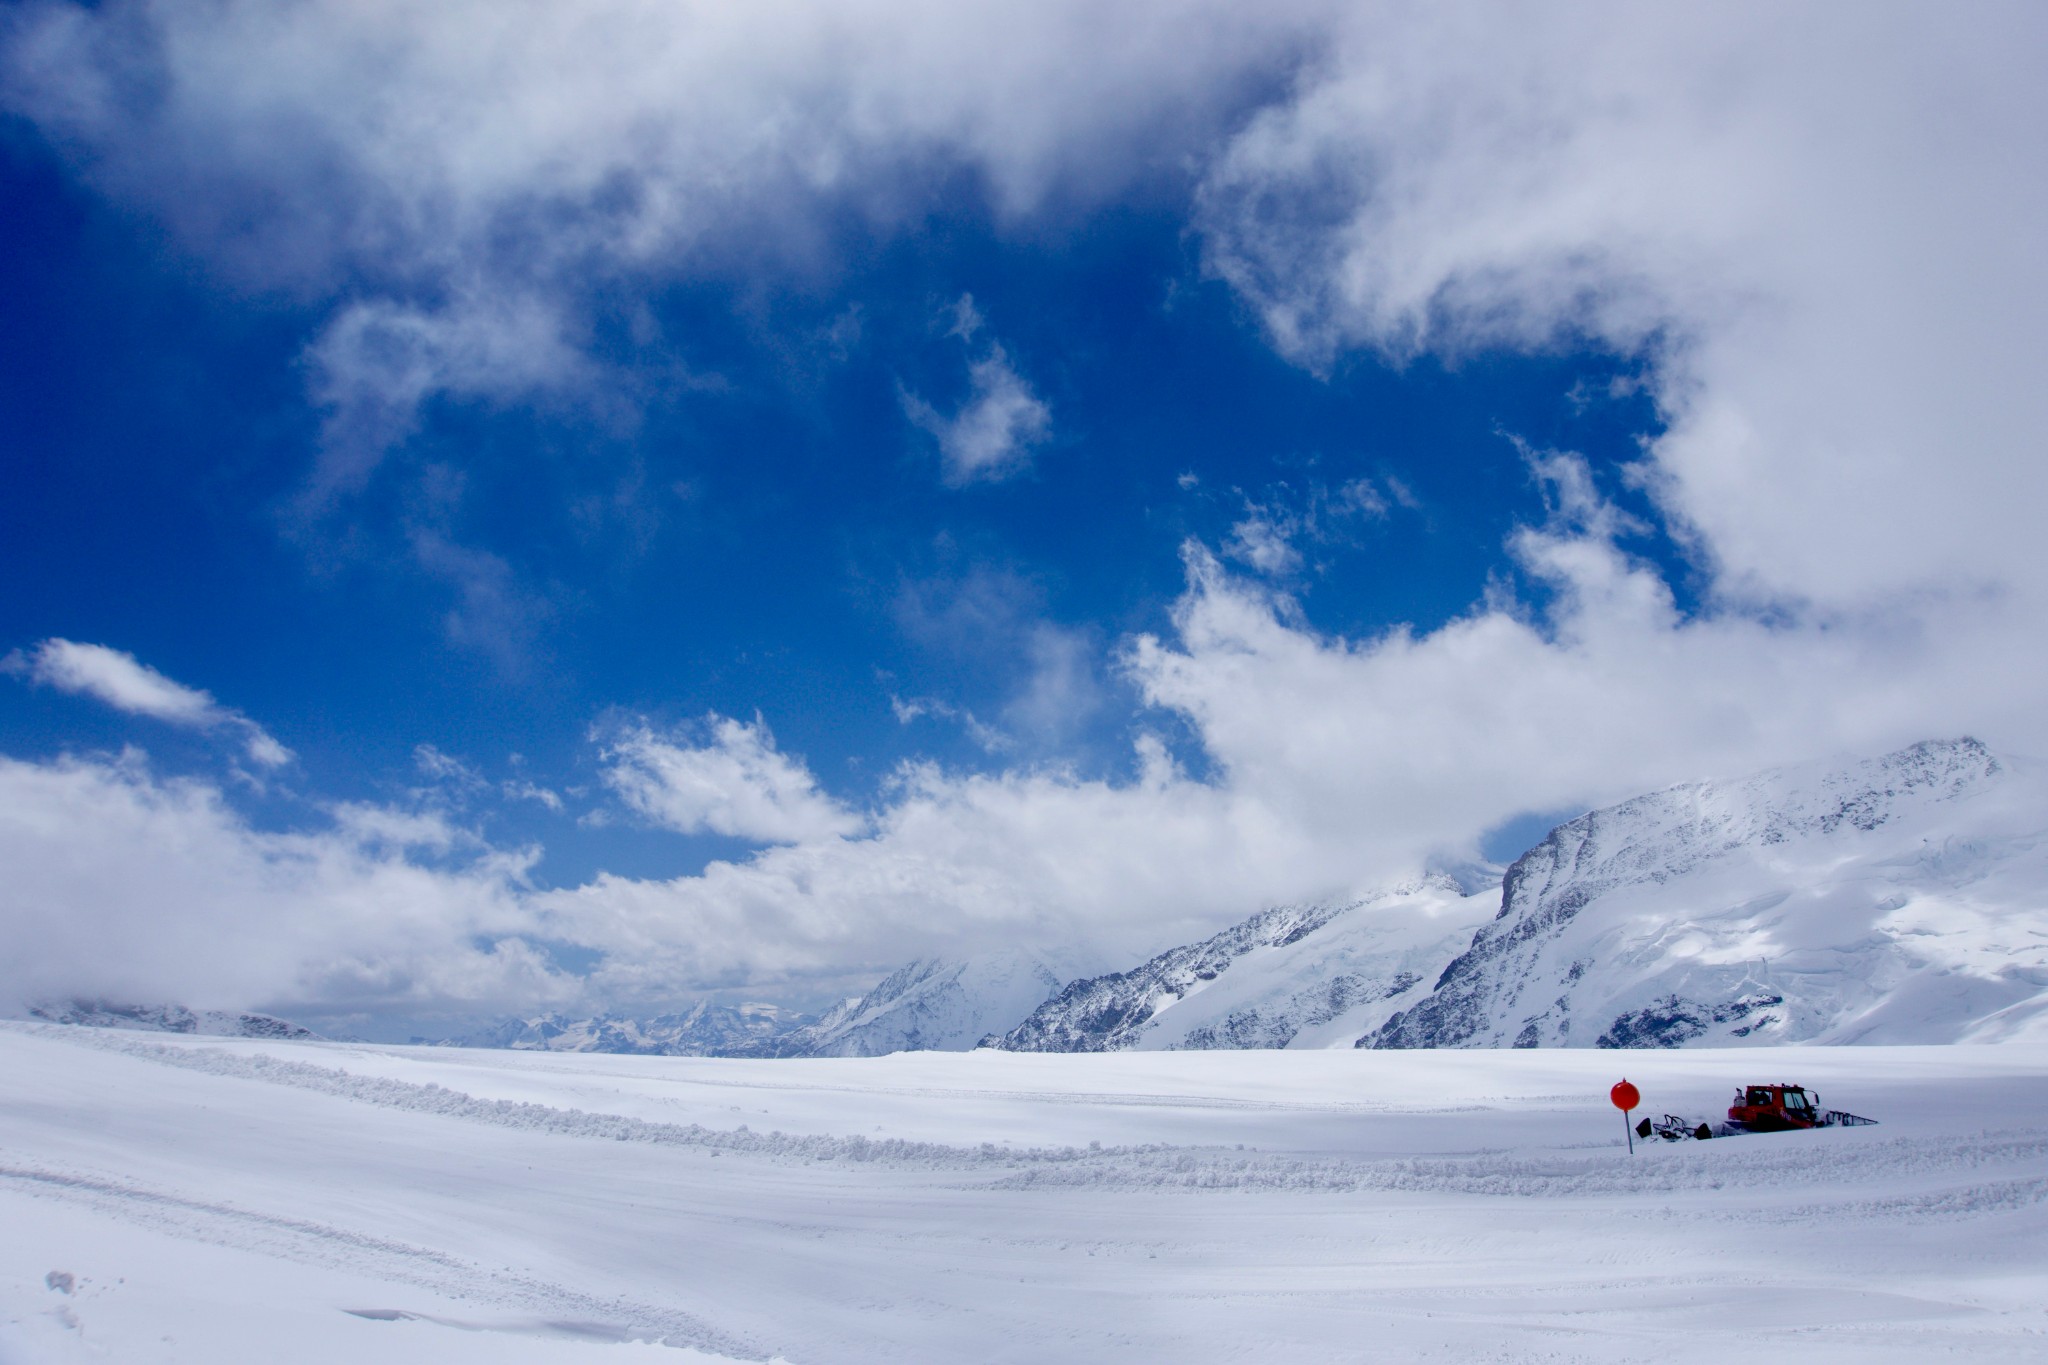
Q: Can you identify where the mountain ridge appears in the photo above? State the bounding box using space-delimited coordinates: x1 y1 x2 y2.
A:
1366 737 2048 1049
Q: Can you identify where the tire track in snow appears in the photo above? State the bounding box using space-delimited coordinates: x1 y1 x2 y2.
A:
23 1026 1166 1170
0 1159 768 1358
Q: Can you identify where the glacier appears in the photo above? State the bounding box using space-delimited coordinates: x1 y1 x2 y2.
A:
6 1022 2048 1362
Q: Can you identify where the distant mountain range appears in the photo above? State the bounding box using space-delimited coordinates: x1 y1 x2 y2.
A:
450 999 804 1057
26 999 319 1041
24 740 2046 1054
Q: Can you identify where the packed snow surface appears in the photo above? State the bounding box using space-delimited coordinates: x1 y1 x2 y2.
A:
5 1024 2048 1362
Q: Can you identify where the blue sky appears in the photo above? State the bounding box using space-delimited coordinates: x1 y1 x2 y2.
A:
2 3 2043 1031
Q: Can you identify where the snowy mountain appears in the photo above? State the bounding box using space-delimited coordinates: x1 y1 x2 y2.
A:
776 951 1070 1056
456 1000 807 1057
42 739 2038 1063
1367 738 2048 1050
996 878 1494 1052
440 953 1067 1059
26 998 320 1040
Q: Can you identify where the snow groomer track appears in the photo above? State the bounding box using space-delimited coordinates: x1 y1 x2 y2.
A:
5 1025 2048 1363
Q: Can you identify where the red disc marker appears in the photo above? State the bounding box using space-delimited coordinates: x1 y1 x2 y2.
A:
1610 1080 1640 1112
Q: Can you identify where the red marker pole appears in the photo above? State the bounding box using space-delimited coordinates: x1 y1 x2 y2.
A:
1611 1079 1641 1154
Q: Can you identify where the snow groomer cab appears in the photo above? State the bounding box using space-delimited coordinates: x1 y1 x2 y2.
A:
1727 1083 1822 1132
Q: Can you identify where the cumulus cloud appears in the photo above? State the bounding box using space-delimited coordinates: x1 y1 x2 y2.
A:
9 479 2041 1011
601 716 864 844
1133 459 2031 868
0 749 554 1017
11 4 2038 598
533 461 2046 998
1195 3 2048 614
6 639 292 769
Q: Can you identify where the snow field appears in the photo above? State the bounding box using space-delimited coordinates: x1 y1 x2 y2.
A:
4 1023 2048 1361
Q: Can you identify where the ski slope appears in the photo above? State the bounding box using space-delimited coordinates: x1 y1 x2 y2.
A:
4 1023 2047 1362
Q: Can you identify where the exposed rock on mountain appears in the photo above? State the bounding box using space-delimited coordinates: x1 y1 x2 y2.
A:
1365 738 2048 1050
996 878 1493 1052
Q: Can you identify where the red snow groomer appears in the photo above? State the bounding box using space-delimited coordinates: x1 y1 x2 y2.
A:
1725 1083 1877 1133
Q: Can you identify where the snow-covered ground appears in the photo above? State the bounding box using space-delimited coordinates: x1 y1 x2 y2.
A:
4 1023 2047 1363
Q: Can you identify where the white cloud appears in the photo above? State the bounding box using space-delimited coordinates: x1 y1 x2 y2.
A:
1130 464 2025 872
533 463 2048 999
601 716 864 844
502 778 565 813
1223 478 1398 577
1226 510 1301 576
1194 4 2048 616
891 694 1012 755
904 345 1053 486
8 638 214 722
305 290 596 500
11 482 2042 1012
12 5 2038 607
1000 624 1103 747
0 1 1317 483
413 742 486 792
7 639 292 769
0 749 555 1016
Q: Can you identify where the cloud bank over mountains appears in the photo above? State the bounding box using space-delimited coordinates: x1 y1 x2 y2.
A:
3 2 2044 1020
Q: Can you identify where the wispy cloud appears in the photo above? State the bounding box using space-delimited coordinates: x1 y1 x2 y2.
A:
0 3 1308 495
903 341 1052 486
5 640 291 769
1223 477 1406 578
